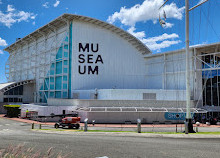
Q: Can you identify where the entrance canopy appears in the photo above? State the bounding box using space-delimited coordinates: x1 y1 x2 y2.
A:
0 80 34 93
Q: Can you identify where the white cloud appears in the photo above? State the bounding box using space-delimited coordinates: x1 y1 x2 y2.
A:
7 5 15 12
107 0 184 27
0 0 2 4
127 27 145 39
42 2 49 8
128 27 181 52
108 0 184 51
0 50 3 54
143 33 181 52
0 37 7 46
163 22 174 29
53 0 60 7
0 5 37 27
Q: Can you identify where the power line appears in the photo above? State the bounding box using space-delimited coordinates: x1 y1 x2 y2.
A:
201 8 220 41
189 0 210 11
159 0 169 10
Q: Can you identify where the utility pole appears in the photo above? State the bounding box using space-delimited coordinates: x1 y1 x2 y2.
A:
185 0 194 134
185 0 210 134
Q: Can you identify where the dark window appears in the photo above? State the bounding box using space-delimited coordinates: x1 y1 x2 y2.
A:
19 86 23 95
14 87 19 95
3 98 8 102
14 98 18 102
9 98 13 102
4 85 23 95
8 89 13 95
18 98 22 102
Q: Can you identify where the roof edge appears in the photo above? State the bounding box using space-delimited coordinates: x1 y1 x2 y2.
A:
4 13 152 55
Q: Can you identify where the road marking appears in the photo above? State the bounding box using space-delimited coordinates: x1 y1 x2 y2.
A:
5 124 10 126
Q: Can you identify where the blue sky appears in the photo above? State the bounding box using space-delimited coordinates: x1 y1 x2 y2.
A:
0 0 220 83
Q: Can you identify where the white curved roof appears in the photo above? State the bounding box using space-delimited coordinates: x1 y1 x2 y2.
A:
4 14 152 55
0 82 15 91
0 80 34 92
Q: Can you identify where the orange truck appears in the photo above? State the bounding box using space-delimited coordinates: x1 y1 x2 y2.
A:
54 117 80 129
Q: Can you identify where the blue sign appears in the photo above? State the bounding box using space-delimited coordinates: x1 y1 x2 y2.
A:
164 112 194 120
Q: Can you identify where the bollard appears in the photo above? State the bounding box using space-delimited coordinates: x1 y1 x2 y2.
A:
206 122 210 126
137 119 141 133
92 120 95 126
32 123 34 129
176 124 177 133
196 122 200 133
39 124 41 129
84 118 88 132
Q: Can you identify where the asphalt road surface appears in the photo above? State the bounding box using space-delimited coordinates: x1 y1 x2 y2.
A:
0 117 220 158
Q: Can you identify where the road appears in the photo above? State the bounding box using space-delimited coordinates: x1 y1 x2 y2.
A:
0 117 220 158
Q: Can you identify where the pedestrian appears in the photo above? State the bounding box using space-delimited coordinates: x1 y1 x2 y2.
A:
26 109 29 118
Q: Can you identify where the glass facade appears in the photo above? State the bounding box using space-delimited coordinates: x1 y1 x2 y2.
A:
39 23 72 103
202 53 220 106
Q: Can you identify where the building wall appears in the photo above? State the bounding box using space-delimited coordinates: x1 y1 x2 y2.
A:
23 83 35 103
72 89 186 101
194 49 203 106
0 91 3 102
6 16 206 105
47 98 196 108
144 49 195 96
0 102 7 114
20 104 75 116
71 20 148 91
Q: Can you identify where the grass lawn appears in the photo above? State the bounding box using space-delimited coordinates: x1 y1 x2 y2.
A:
34 129 220 134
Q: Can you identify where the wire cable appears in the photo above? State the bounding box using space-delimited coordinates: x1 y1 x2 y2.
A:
201 8 220 41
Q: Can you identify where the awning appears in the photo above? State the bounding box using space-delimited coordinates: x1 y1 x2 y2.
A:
0 82 15 91
0 80 34 93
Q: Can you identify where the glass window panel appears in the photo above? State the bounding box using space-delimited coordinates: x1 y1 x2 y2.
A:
55 91 61 98
63 76 67 81
56 61 62 74
63 83 67 89
55 76 62 90
49 92 54 98
63 92 68 98
56 47 63 59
